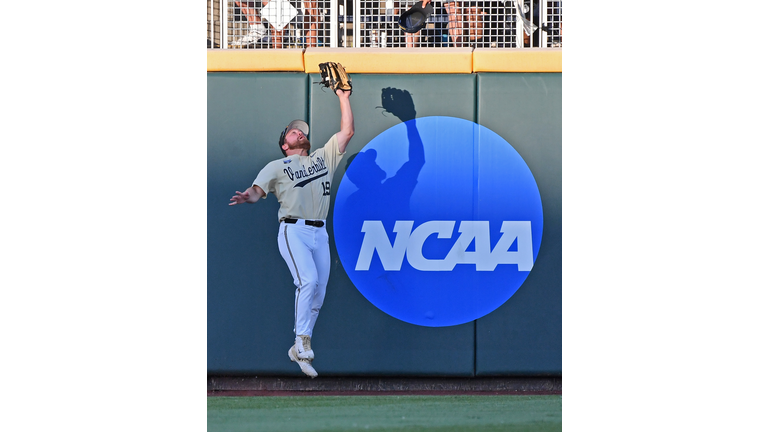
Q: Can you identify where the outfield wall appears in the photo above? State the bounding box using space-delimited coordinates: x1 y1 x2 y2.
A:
208 49 561 376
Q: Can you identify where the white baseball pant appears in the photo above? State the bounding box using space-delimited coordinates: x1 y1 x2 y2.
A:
277 219 330 338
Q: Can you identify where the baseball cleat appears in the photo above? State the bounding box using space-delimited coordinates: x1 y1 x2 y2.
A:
295 335 315 360
288 345 318 378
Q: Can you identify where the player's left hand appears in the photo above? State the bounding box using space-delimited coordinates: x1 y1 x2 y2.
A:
229 190 250 205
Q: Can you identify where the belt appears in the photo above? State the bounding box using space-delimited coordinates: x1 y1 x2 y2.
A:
283 218 324 228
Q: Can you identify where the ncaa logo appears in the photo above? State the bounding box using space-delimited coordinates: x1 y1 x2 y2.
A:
333 117 543 327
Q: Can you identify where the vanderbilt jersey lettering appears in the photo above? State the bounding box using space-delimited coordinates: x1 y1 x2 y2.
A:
253 134 345 221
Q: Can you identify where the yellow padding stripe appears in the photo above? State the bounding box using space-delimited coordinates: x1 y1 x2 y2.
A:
206 48 562 73
473 48 562 72
304 47 473 74
207 49 305 72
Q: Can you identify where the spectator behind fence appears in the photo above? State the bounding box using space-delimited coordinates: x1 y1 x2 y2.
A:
232 1 268 46
441 0 464 47
404 0 429 47
233 0 320 48
287 0 319 47
401 0 464 48
522 0 539 47
447 1 489 47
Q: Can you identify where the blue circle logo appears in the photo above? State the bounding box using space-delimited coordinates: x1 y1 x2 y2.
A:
333 117 543 327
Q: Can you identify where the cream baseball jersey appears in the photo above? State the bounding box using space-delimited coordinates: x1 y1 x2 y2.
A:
253 134 345 221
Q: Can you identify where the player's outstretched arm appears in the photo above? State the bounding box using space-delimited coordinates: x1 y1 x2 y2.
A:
335 89 355 154
229 185 265 206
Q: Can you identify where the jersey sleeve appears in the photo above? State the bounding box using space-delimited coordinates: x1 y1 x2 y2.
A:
252 163 276 199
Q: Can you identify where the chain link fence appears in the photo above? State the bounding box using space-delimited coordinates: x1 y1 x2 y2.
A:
208 0 561 49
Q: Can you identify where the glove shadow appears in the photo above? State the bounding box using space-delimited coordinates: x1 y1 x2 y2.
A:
379 87 417 121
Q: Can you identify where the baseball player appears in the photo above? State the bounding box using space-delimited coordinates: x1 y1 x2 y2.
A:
229 88 354 378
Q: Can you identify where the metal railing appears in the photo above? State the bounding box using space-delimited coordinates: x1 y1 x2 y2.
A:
207 0 562 49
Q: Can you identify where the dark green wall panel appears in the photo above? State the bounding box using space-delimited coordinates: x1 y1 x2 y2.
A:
475 73 562 375
208 72 309 373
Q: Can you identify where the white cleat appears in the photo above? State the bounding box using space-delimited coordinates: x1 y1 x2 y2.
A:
288 345 318 378
295 335 315 360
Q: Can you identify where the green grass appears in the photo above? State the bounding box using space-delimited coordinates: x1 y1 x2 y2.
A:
208 395 562 432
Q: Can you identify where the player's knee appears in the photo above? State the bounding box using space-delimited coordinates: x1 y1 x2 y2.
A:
311 302 323 314
300 274 320 289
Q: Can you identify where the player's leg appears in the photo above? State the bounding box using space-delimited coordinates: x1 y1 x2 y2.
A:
307 227 331 336
277 223 319 377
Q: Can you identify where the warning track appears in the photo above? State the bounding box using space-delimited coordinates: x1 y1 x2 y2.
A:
208 376 562 396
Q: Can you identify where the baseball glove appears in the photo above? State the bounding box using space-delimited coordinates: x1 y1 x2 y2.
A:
318 62 352 93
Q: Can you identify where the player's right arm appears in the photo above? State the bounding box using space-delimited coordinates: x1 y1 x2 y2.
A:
229 185 265 205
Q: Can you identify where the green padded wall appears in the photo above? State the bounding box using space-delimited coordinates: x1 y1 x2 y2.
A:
308 74 477 375
208 72 309 373
475 73 562 375
208 71 561 376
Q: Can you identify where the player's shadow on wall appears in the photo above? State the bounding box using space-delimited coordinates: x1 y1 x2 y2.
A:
343 87 425 222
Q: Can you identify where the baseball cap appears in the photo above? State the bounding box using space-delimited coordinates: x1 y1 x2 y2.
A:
285 119 309 137
398 2 433 33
